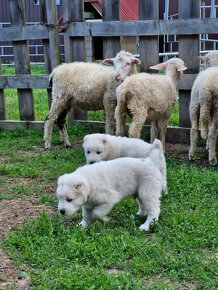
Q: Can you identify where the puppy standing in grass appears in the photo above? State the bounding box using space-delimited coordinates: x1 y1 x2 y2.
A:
82 133 167 193
56 142 163 231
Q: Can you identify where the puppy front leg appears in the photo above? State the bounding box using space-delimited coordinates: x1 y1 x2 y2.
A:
92 203 115 222
79 206 93 228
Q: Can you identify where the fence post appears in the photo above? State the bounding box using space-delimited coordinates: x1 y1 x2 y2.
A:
139 0 159 71
9 0 34 121
102 0 120 58
63 0 87 122
178 0 200 128
0 58 6 120
39 0 55 109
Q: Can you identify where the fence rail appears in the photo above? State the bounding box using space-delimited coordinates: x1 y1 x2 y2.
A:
0 0 217 143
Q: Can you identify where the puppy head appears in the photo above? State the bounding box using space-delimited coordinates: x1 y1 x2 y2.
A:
56 173 89 216
82 134 109 164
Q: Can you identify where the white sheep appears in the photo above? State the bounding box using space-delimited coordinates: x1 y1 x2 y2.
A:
44 51 141 149
115 58 187 148
199 50 218 68
189 52 218 166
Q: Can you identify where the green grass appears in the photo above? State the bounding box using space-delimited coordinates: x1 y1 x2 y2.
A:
2 65 179 126
0 124 217 289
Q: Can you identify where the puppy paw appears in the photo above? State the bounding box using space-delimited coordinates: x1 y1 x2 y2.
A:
78 220 88 228
139 223 149 231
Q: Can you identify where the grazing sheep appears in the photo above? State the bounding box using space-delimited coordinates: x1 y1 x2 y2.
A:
115 58 187 148
199 50 218 68
44 51 141 149
82 133 167 193
189 66 218 166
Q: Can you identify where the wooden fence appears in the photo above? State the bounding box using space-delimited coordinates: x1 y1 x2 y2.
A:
0 0 218 143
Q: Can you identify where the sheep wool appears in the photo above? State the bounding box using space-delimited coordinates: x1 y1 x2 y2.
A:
43 51 141 149
189 66 218 166
115 57 187 149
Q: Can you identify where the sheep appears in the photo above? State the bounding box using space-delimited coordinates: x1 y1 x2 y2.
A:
115 57 187 148
44 51 141 149
199 50 218 68
189 66 218 166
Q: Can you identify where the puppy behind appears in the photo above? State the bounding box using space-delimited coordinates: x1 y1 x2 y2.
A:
56 147 163 231
82 133 167 193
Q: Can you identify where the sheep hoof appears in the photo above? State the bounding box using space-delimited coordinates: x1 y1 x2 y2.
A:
64 143 72 148
210 157 217 166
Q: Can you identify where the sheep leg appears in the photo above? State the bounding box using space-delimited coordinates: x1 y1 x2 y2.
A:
56 109 71 147
150 121 158 143
189 109 199 160
128 110 147 138
157 119 168 150
115 101 126 136
200 104 211 140
104 98 116 135
207 116 218 166
44 98 71 149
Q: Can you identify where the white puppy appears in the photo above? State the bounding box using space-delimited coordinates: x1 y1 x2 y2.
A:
56 145 163 231
82 133 167 193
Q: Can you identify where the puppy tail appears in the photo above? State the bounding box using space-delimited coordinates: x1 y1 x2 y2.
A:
148 139 167 194
151 139 163 151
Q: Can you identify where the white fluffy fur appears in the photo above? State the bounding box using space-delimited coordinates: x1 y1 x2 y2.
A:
115 57 187 148
189 52 218 166
82 133 167 192
56 148 163 231
44 51 141 149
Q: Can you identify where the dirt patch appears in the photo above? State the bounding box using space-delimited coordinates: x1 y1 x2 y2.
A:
165 142 212 167
0 197 54 289
0 197 54 237
0 249 30 290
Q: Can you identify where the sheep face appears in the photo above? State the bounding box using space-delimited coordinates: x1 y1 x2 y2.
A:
102 51 141 81
199 51 218 68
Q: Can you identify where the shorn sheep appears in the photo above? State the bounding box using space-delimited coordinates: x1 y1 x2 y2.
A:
115 57 187 148
189 51 218 166
44 51 141 149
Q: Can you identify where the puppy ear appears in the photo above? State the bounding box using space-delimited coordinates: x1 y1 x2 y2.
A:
75 183 83 190
82 135 89 147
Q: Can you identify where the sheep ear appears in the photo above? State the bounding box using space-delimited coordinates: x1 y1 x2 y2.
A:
198 55 209 62
150 63 166 70
131 57 141 65
102 58 114 66
177 64 187 71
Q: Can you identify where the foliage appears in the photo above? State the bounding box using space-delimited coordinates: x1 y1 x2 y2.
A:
0 124 217 289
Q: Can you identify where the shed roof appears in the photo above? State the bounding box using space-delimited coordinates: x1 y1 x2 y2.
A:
84 0 139 20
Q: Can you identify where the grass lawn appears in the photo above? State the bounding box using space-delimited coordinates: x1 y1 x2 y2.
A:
0 123 217 289
2 65 179 126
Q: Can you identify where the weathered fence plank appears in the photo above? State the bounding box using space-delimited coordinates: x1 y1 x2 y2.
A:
0 73 197 91
139 0 159 71
9 0 34 121
178 0 200 128
102 0 120 58
0 75 50 89
67 18 218 37
0 58 6 120
0 18 218 41
63 0 87 122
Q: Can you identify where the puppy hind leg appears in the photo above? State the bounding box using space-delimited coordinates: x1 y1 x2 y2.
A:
136 197 147 216
138 182 161 231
